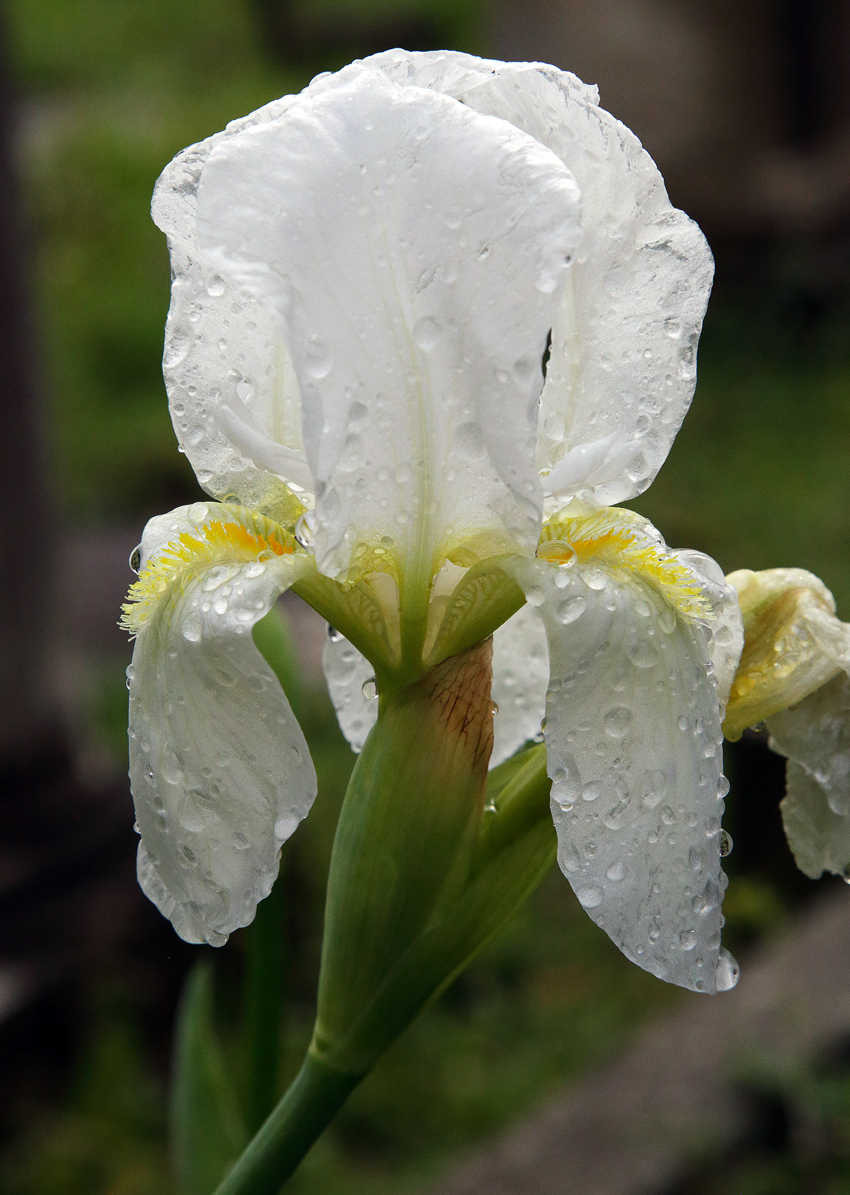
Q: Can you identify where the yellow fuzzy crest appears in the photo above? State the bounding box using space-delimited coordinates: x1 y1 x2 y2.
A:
539 509 710 621
121 512 295 636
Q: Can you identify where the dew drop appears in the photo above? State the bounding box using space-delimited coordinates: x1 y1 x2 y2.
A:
304 342 333 380
362 677 378 700
129 544 142 574
628 641 659 668
606 861 624 881
714 947 740 991
327 624 343 643
413 316 441 350
604 706 632 739
537 540 577 568
543 412 567 439
679 929 697 951
454 421 486 460
556 596 586 625
719 829 733 857
207 275 226 297
491 702 499 717
188 502 209 524
583 568 608 591
663 316 681 338
577 885 603 909
294 512 316 550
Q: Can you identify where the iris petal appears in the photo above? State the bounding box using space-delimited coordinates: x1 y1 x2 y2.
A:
504 518 738 992
126 503 317 945
194 68 581 580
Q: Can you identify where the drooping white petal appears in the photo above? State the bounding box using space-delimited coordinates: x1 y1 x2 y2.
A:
503 534 736 993
781 758 850 879
126 503 316 945
194 69 581 578
322 632 379 754
363 50 714 508
768 670 850 818
676 550 743 712
490 603 549 766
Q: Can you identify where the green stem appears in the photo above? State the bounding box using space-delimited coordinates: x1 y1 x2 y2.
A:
213 1053 361 1195
245 881 284 1134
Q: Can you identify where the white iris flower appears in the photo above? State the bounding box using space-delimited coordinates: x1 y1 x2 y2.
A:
123 51 744 994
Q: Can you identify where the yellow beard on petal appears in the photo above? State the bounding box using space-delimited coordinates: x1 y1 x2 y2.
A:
539 508 711 622
121 510 295 636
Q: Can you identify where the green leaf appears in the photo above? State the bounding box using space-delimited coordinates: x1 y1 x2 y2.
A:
170 962 249 1195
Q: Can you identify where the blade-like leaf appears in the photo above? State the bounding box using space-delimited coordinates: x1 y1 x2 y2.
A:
171 962 249 1195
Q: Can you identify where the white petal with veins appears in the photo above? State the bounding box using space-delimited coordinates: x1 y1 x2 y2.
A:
362 50 714 508
323 633 379 754
127 505 316 945
503 536 735 993
490 603 549 766
195 68 581 578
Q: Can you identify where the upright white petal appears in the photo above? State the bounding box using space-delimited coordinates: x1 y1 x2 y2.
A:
504 521 737 993
126 504 317 945
194 69 581 579
322 632 379 754
490 603 549 766
364 50 714 508
152 108 312 513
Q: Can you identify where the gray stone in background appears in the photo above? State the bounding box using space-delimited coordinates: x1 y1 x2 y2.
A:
421 884 850 1195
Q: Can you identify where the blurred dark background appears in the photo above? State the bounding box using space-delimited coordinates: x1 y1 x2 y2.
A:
1 2 849 1193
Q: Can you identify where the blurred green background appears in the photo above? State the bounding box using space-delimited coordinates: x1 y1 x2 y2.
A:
2 1 850 1193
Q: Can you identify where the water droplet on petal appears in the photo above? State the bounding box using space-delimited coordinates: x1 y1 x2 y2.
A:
628 641 659 668
188 502 209 524
207 275 226 297
129 544 142 574
327 624 343 643
604 707 632 738
543 412 566 439
583 568 608 591
577 885 603 909
361 677 378 700
719 829 733 857
537 540 577 568
556 596 586 624
413 316 441 350
294 511 316 550
714 947 740 991
679 929 697 951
